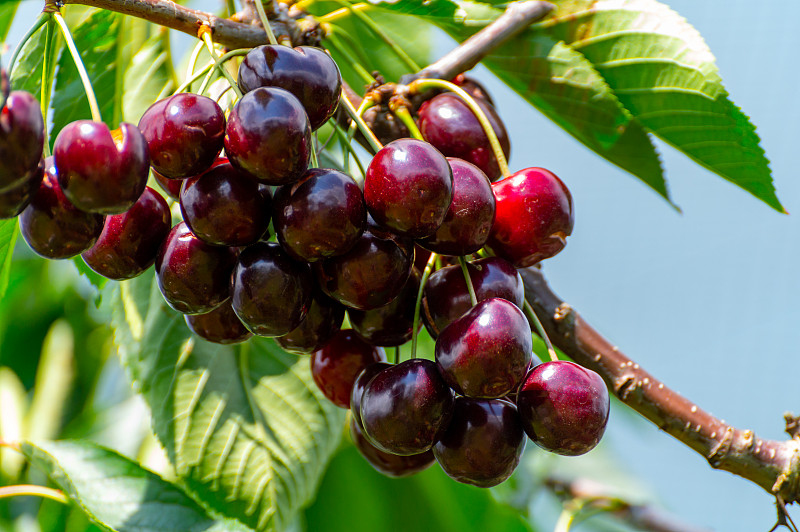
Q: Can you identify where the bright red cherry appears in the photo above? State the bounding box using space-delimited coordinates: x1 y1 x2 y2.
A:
276 287 345 355
185 300 253 345
516 361 610 456
364 138 453 239
488 167 574 267
350 417 435 478
0 91 44 193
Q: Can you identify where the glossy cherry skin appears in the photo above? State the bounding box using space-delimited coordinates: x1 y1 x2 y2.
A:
185 300 253 345
422 256 524 338
0 158 43 219
225 87 311 186
360 358 455 456
231 241 313 336
53 121 149 214
488 167 574 267
238 45 341 130
311 329 386 408
19 158 105 259
418 158 495 255
155 222 237 314
452 74 495 106
349 268 420 347
314 226 414 311
434 397 525 487
364 138 453 239
180 161 271 246
138 93 226 179
350 417 435 478
0 91 45 193
276 287 345 354
82 186 171 279
350 362 392 430
152 169 183 201
516 361 610 456
417 92 510 181
436 298 532 398
273 168 365 262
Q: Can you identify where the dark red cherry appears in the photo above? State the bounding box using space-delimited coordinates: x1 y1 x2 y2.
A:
185 300 253 345
488 167 574 267
152 169 183 201
348 268 420 347
180 161 271 246
311 329 386 408
422 256 524 338
82 186 171 279
225 87 311 185
350 417 434 478
433 397 525 487
516 361 610 456
418 158 495 255
238 45 342 130
350 362 392 430
231 241 313 336
0 158 43 219
138 93 225 179
273 167 365 261
435 298 532 398
451 74 495 107
364 138 453 239
19 158 104 259
0 91 45 193
417 92 510 181
360 358 454 456
155 222 237 314
53 121 149 214
314 226 414 310
275 287 345 354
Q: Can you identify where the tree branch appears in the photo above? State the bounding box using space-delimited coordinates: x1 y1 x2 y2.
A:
520 266 800 504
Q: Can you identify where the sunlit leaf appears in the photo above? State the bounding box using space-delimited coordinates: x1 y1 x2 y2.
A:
0 219 17 300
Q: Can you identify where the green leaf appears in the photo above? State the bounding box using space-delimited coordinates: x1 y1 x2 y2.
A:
9 23 50 95
22 439 254 532
122 34 175 124
105 274 346 531
0 219 17 300
0 1 20 43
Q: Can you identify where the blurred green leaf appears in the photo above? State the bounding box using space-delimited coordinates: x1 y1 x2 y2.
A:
22 439 254 532
122 34 174 124
0 1 20 43
0 219 16 299
105 274 346 530
9 22 53 96
0 367 27 479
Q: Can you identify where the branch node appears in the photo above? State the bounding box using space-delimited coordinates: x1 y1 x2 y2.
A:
613 374 636 400
785 413 800 440
707 426 734 468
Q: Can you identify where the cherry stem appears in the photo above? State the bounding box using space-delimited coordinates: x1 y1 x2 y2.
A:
0 485 69 505
186 40 205 80
391 105 424 141
7 12 49 76
411 252 438 360
394 346 400 364
408 78 510 177
253 0 279 46
200 29 243 98
53 12 102 123
174 62 212 94
523 299 558 362
40 14 56 158
340 93 382 153
330 122 366 178
197 67 216 96
323 30 374 85
317 3 367 24
309 135 319 168
457 257 478 307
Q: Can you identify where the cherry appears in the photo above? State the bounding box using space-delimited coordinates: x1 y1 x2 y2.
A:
452 74 495 106
417 92 510 181
488 167 574 267
433 397 525 487
231 241 313 336
82 186 171 280
155 221 237 314
364 138 453 239
276 287 345 354
362 105 409 145
360 358 454 456
273 167 365 262
0 158 43 219
435 298 532 398
225 87 311 186
180 160 271 246
350 417 435 478
138 93 226 179
53 121 149 214
19 158 104 259
238 45 341 130
185 300 253 345
348 268 420 347
516 361 610 456
418 158 495 256
314 225 414 310
0 91 44 193
422 256 524 338
310 329 386 408
152 169 182 201
350 362 392 430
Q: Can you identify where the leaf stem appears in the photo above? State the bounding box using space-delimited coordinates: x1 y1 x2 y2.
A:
523 299 558 362
53 12 102 123
0 485 69 505
330 122 366 178
411 252 438 360
200 28 243 98
340 92 382 153
408 78 509 177
254 0 278 45
7 13 49 76
40 14 56 157
458 257 478 307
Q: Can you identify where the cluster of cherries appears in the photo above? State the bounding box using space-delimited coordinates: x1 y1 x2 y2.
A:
0 42 610 488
